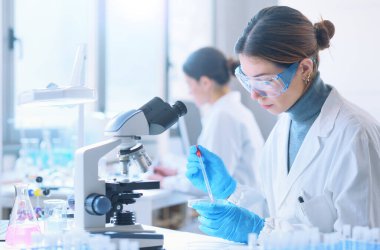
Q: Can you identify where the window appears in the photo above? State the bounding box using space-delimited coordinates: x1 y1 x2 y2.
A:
105 0 166 115
3 0 91 149
168 0 214 102
105 0 215 112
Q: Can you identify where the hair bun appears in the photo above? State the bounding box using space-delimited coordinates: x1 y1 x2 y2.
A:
226 58 240 76
314 19 335 50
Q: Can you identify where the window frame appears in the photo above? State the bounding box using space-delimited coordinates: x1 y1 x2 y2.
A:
1 0 17 153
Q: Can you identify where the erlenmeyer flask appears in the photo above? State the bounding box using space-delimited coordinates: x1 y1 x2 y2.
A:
5 183 42 247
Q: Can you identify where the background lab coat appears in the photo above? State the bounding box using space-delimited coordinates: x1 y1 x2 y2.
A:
162 91 264 196
230 88 380 233
198 91 264 187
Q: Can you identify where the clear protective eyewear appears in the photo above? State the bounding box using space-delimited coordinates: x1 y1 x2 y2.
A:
235 62 299 97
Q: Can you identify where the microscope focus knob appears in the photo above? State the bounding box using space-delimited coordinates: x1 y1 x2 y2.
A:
85 193 112 216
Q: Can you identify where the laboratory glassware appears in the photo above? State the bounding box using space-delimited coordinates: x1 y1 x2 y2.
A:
5 183 42 247
43 199 67 233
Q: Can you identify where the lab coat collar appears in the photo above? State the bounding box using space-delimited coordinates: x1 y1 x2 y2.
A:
314 88 343 137
211 91 241 110
287 72 331 123
201 91 241 125
276 87 343 209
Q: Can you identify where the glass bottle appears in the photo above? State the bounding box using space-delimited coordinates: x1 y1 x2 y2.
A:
5 183 42 247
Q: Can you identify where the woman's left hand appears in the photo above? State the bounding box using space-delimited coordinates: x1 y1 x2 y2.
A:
147 173 165 182
191 200 264 243
154 165 178 176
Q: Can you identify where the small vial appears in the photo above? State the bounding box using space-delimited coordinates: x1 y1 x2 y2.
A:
370 228 380 242
248 233 258 249
129 241 140 250
107 242 117 250
119 239 131 249
30 231 44 248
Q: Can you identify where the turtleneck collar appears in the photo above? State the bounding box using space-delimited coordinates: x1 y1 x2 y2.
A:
286 72 331 122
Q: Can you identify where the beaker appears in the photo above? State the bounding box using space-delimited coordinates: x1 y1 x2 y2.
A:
5 183 42 247
43 199 67 233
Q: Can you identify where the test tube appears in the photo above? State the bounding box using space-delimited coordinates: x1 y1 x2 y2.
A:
342 225 352 250
370 228 380 250
196 145 215 203
248 233 258 249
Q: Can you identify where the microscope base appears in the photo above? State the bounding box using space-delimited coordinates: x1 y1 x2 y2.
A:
89 224 164 249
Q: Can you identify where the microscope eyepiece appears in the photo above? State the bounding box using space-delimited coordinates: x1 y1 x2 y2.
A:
172 101 187 117
138 97 188 135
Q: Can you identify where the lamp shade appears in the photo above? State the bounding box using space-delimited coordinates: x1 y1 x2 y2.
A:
18 83 96 107
18 44 96 107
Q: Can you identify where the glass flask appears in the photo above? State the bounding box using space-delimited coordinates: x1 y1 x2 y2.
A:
5 183 42 247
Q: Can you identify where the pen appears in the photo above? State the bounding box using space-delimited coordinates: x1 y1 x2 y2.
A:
298 196 304 203
196 145 215 203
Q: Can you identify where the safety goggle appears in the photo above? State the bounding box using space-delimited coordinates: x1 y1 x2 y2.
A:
235 62 299 97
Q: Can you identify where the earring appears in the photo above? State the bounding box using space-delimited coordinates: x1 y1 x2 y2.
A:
303 73 311 85
307 73 311 84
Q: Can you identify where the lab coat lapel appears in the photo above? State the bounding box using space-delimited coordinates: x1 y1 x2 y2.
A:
274 117 291 209
275 120 321 209
275 88 342 209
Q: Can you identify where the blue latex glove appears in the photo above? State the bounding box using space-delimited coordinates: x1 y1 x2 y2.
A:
192 201 264 243
186 145 236 199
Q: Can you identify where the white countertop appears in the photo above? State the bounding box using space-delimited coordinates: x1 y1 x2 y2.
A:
148 225 248 250
0 224 248 250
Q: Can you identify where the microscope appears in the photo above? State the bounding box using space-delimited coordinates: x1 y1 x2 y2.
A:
75 97 187 249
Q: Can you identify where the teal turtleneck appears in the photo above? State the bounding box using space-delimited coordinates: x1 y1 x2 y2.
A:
286 72 332 172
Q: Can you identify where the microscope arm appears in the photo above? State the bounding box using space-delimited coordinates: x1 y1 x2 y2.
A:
75 138 121 229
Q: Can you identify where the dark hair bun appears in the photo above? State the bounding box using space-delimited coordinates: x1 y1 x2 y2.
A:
314 20 335 50
226 58 240 76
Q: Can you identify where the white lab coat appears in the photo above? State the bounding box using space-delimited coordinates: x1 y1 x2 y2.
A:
161 91 264 198
198 91 264 187
230 88 380 233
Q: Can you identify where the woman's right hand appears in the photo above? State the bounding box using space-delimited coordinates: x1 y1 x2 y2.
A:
186 145 236 199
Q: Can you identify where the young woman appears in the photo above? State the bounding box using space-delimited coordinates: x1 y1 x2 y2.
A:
186 6 380 243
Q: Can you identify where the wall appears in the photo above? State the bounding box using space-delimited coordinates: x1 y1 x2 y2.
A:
214 0 278 140
280 0 380 122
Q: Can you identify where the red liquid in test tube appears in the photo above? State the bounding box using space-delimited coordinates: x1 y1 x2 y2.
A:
196 146 215 203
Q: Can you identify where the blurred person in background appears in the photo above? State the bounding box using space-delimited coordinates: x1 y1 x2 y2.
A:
149 47 264 211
